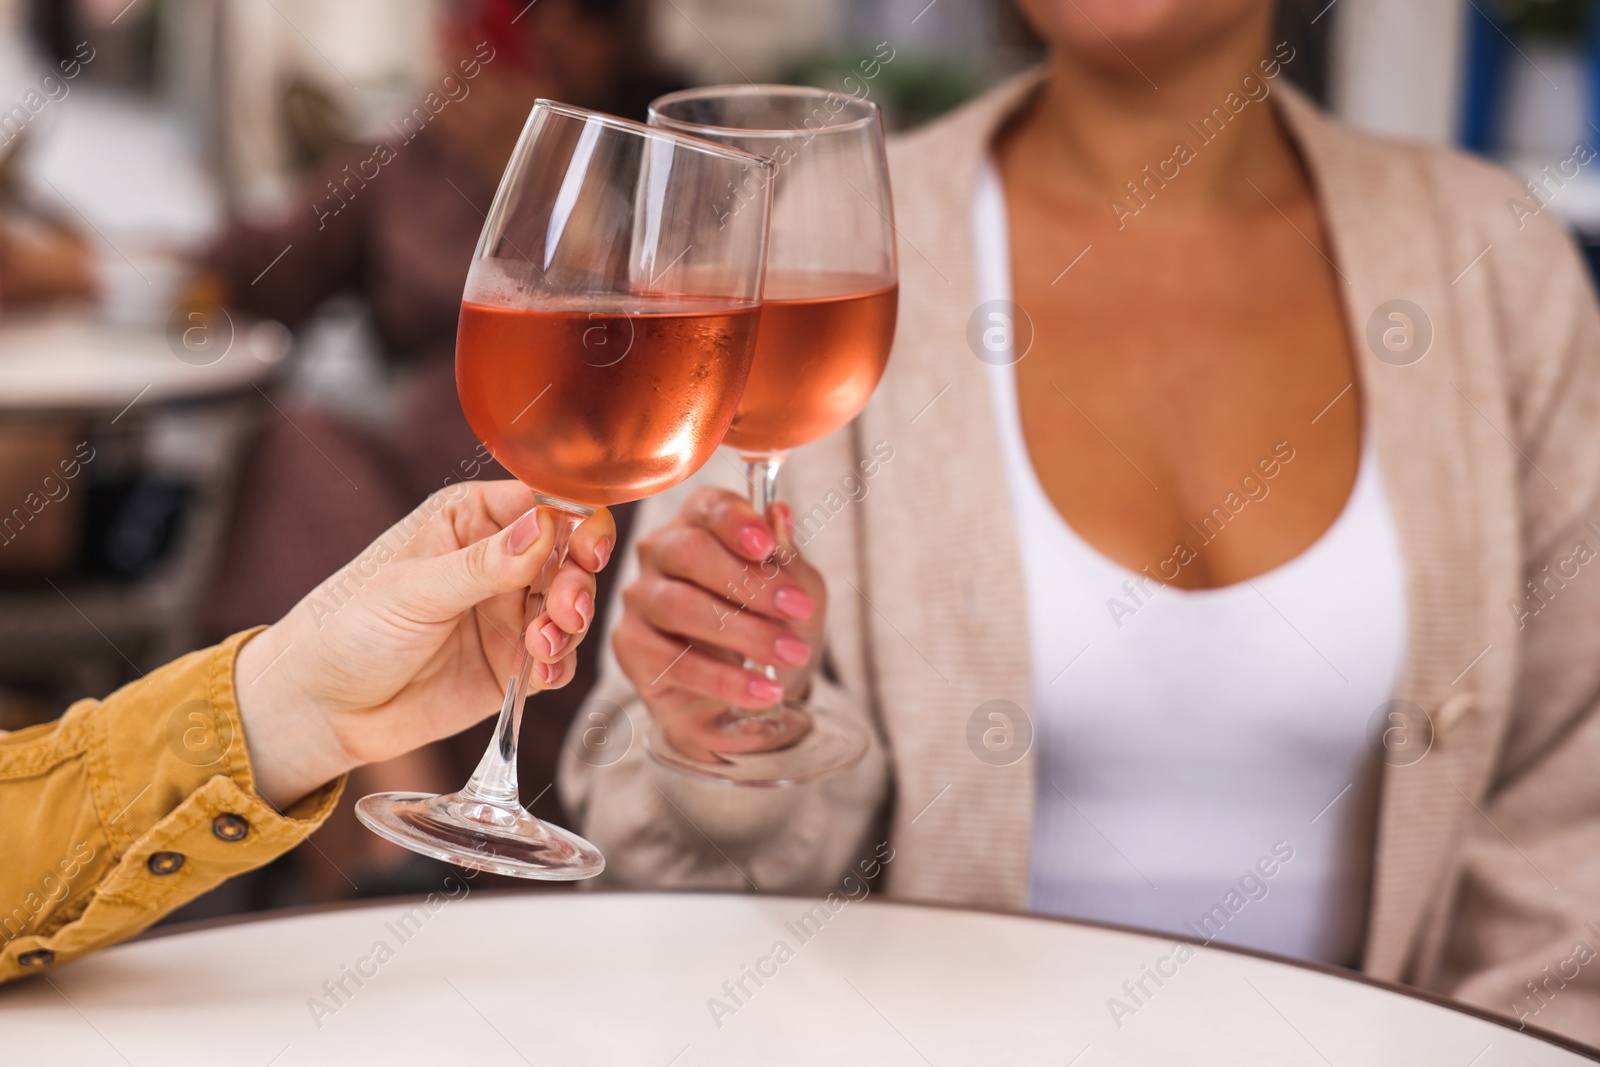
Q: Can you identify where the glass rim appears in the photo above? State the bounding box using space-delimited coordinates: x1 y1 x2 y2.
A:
532 98 775 169
647 84 882 139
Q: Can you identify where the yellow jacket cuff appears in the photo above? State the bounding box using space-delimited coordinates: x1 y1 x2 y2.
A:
0 628 345 980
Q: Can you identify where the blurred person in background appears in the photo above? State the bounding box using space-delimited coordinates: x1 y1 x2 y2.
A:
0 6 96 311
565 0 1600 1042
192 0 672 896
0 179 97 308
0 136 98 595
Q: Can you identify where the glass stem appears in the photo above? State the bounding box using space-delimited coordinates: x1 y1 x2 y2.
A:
746 453 783 523
459 505 585 808
738 454 786 714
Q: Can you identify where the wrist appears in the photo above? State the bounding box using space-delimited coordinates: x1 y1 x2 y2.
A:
234 625 353 810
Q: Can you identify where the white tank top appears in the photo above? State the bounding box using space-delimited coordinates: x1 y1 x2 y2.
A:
972 158 1407 967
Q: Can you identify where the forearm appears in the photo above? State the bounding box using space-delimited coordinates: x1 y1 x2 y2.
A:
0 630 342 981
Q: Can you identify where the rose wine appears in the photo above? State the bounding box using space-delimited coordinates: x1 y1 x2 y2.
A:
457 298 758 506
722 271 898 455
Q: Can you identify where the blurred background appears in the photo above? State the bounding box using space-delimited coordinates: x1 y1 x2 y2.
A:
0 0 1594 921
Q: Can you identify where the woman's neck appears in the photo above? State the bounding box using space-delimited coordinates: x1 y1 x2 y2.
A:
1001 17 1303 217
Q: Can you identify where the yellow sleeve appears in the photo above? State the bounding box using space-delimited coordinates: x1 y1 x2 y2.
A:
0 628 343 981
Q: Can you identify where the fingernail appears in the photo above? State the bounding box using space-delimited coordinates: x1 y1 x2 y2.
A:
594 537 613 570
540 620 569 658
738 523 775 559
774 586 814 621
575 590 593 631
748 677 785 704
507 509 540 555
774 633 811 666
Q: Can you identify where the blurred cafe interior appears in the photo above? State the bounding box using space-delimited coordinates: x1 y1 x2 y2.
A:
1 0 1052 913
5 0 1600 1053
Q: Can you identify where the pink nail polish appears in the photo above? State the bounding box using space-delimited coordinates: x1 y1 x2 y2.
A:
748 677 786 704
541 620 568 658
774 634 811 666
774 586 815 621
507 510 540 555
575 590 593 631
738 524 775 559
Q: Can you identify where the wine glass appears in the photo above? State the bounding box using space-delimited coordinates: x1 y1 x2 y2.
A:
356 100 773 877
644 85 898 786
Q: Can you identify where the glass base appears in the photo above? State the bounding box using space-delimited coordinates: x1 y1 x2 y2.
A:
645 699 868 787
354 791 604 880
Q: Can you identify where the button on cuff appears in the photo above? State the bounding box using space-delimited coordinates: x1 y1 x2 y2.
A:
147 851 186 875
212 813 249 841
93 772 344 918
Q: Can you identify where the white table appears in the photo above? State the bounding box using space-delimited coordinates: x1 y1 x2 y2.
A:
0 892 1591 1066
0 309 282 414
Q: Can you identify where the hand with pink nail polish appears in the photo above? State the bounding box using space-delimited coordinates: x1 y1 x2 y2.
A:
611 487 828 757
235 481 615 809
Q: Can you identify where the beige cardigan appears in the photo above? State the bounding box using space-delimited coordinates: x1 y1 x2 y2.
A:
562 71 1600 1041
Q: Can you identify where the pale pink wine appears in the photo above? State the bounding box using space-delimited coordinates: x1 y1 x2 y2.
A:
457 299 758 506
722 271 897 455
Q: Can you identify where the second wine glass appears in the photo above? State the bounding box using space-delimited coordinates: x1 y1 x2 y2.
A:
356 100 773 875
646 85 899 786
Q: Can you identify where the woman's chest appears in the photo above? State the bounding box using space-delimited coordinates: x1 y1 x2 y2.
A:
1007 199 1362 589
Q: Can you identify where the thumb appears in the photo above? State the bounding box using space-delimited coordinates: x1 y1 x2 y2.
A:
410 507 557 620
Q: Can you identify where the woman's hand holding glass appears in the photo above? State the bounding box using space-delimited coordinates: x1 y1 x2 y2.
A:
613 488 828 762
642 85 895 784
236 481 614 811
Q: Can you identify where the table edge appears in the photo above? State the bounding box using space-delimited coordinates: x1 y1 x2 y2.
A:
0 381 267 419
137 887 1600 1060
